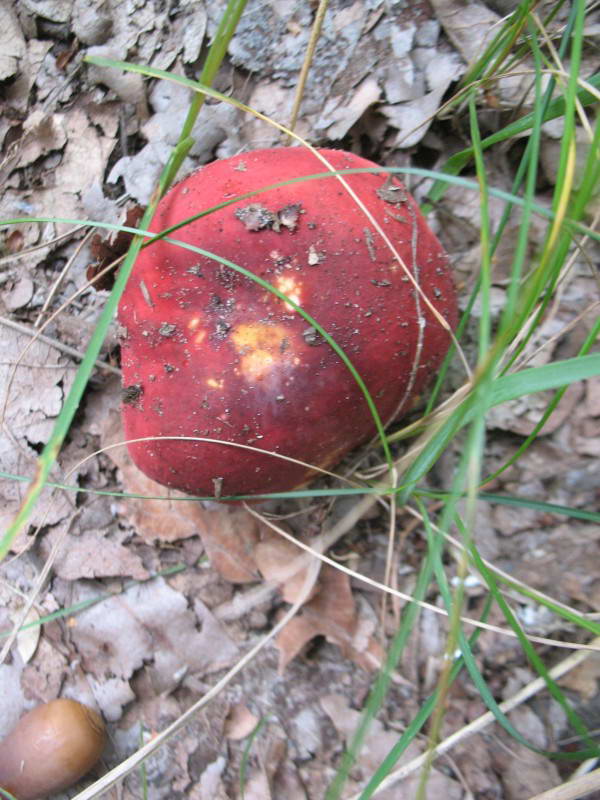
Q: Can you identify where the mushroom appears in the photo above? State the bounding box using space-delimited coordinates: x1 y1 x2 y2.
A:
119 147 458 497
0 699 106 800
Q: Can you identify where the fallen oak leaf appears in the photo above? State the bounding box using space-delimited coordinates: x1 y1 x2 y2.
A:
223 702 259 740
275 565 383 672
87 204 144 291
102 408 201 543
254 530 319 604
188 504 263 584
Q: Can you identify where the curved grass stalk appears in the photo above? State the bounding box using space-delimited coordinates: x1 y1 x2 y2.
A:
0 0 248 564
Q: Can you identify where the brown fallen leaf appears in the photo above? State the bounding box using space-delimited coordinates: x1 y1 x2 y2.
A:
87 204 144 291
224 702 259 740
41 527 148 581
254 530 318 604
102 404 266 577
102 407 209 543
187 503 263 584
276 565 383 672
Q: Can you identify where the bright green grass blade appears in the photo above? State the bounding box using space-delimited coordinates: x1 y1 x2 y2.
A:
424 73 600 211
477 493 600 525
412 92 494 799
481 312 600 484
464 518 599 755
504 116 600 373
495 16 546 338
458 0 532 90
239 716 270 799
0 0 248 560
356 597 492 799
4 467 600 524
490 353 600 405
427 509 599 761
504 5 591 361
425 18 546 417
389 349 600 497
160 0 248 193
139 724 149 800
324 550 436 800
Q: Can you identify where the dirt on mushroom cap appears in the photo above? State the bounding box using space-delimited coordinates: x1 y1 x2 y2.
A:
118 147 458 498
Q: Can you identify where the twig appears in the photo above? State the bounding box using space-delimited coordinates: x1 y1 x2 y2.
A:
0 316 120 376
35 227 97 326
69 557 322 799
346 639 600 799
527 765 600 800
287 0 329 136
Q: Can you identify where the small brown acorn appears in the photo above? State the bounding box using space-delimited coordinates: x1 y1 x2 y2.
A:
0 699 106 800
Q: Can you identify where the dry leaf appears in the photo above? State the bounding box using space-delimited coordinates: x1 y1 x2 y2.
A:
69 577 239 703
321 693 463 799
254 531 317 604
195 757 228 800
491 707 561 799
585 376 600 417
0 2 26 80
188 504 263 584
559 656 600 701
28 105 116 236
41 527 148 581
15 607 40 665
276 566 383 672
240 769 271 800
0 663 25 739
15 110 68 168
429 0 501 65
20 637 68 703
102 401 265 578
322 77 381 140
224 702 259 740
87 204 145 291
0 329 75 551
102 407 202 543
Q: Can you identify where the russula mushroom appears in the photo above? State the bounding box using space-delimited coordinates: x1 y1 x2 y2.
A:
0 699 106 800
119 147 458 497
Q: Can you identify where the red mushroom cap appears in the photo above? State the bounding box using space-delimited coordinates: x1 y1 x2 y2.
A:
118 147 457 497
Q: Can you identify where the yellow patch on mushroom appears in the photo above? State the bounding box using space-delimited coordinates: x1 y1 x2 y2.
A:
187 317 202 330
275 275 303 309
193 330 207 346
206 377 224 389
231 323 293 381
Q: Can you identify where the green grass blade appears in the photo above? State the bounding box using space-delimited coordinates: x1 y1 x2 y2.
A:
324 550 436 800
430 516 599 761
478 493 600 525
356 598 492 799
0 0 247 560
160 0 248 192
465 519 599 755
425 73 600 211
239 716 270 799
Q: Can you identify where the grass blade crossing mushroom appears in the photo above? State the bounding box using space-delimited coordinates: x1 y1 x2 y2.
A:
119 148 458 497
